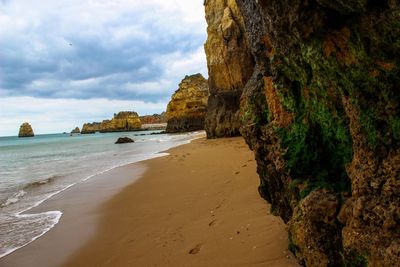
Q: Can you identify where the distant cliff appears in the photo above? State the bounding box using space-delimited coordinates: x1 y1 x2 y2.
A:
18 122 34 137
81 112 142 134
140 112 167 124
165 74 209 133
204 0 254 138
213 0 400 266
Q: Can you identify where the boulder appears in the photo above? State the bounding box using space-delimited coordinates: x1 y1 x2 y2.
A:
115 137 134 144
18 122 34 138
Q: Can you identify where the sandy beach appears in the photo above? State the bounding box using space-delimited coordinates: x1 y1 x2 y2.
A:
0 137 298 267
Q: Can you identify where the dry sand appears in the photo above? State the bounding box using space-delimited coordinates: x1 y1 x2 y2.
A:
0 136 299 267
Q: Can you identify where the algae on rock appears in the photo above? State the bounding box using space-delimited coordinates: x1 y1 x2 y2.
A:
233 0 400 265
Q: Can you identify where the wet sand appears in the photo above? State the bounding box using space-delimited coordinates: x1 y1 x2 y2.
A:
0 137 299 267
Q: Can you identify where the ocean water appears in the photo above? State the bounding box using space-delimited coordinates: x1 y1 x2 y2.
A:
0 130 200 258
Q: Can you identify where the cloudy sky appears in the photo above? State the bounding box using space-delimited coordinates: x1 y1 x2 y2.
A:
0 0 208 136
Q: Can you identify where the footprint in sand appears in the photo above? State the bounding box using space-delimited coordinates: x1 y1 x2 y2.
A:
188 243 202 254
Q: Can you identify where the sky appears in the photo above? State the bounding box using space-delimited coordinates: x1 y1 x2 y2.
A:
0 0 208 136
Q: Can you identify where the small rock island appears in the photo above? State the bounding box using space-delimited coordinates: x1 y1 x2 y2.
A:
71 127 80 134
18 122 34 138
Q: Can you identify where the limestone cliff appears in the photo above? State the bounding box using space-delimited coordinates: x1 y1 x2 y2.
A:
81 122 101 134
81 112 142 134
99 112 141 133
165 74 209 133
140 112 167 124
203 0 254 138
232 0 400 266
18 122 34 138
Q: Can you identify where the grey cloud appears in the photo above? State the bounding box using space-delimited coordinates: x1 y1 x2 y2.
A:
0 1 207 102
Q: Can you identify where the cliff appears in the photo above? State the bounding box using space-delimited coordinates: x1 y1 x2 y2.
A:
140 112 167 124
229 0 400 266
203 0 254 138
18 122 34 137
81 112 142 134
99 111 142 133
165 74 209 133
81 122 101 134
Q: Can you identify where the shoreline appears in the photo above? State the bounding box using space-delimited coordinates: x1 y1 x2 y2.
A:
0 136 299 267
0 131 203 260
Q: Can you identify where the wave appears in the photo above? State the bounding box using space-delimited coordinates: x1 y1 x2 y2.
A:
1 190 27 207
23 176 58 190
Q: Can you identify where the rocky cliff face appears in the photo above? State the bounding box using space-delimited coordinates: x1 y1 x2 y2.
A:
203 0 254 138
100 111 142 133
71 127 80 134
81 112 142 134
233 0 399 266
18 122 34 137
81 122 101 134
140 112 167 124
166 74 209 133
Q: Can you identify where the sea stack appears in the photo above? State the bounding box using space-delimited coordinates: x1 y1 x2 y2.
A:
18 122 34 138
71 127 80 134
165 74 209 133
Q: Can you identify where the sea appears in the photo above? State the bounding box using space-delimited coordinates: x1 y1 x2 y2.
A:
0 130 201 258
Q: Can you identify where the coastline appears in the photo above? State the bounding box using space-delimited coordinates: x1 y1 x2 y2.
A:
0 136 299 267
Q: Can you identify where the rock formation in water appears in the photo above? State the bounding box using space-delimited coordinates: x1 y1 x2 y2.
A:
81 112 142 134
99 111 142 133
165 74 209 133
115 137 134 144
226 0 400 266
203 0 254 138
71 127 80 134
18 122 34 137
81 122 101 134
140 112 167 124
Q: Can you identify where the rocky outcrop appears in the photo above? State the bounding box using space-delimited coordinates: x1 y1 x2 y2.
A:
165 74 209 133
140 112 167 124
81 112 142 134
71 127 80 134
115 137 134 144
81 122 101 134
233 0 400 266
204 0 254 138
18 122 34 138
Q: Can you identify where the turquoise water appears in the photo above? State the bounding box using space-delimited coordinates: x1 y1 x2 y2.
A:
0 131 200 258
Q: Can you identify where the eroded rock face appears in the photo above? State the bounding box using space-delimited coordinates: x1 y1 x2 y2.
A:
18 122 34 137
165 74 209 133
81 122 101 134
71 127 80 134
100 112 141 133
81 112 142 134
140 112 167 124
234 0 400 265
204 0 254 138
